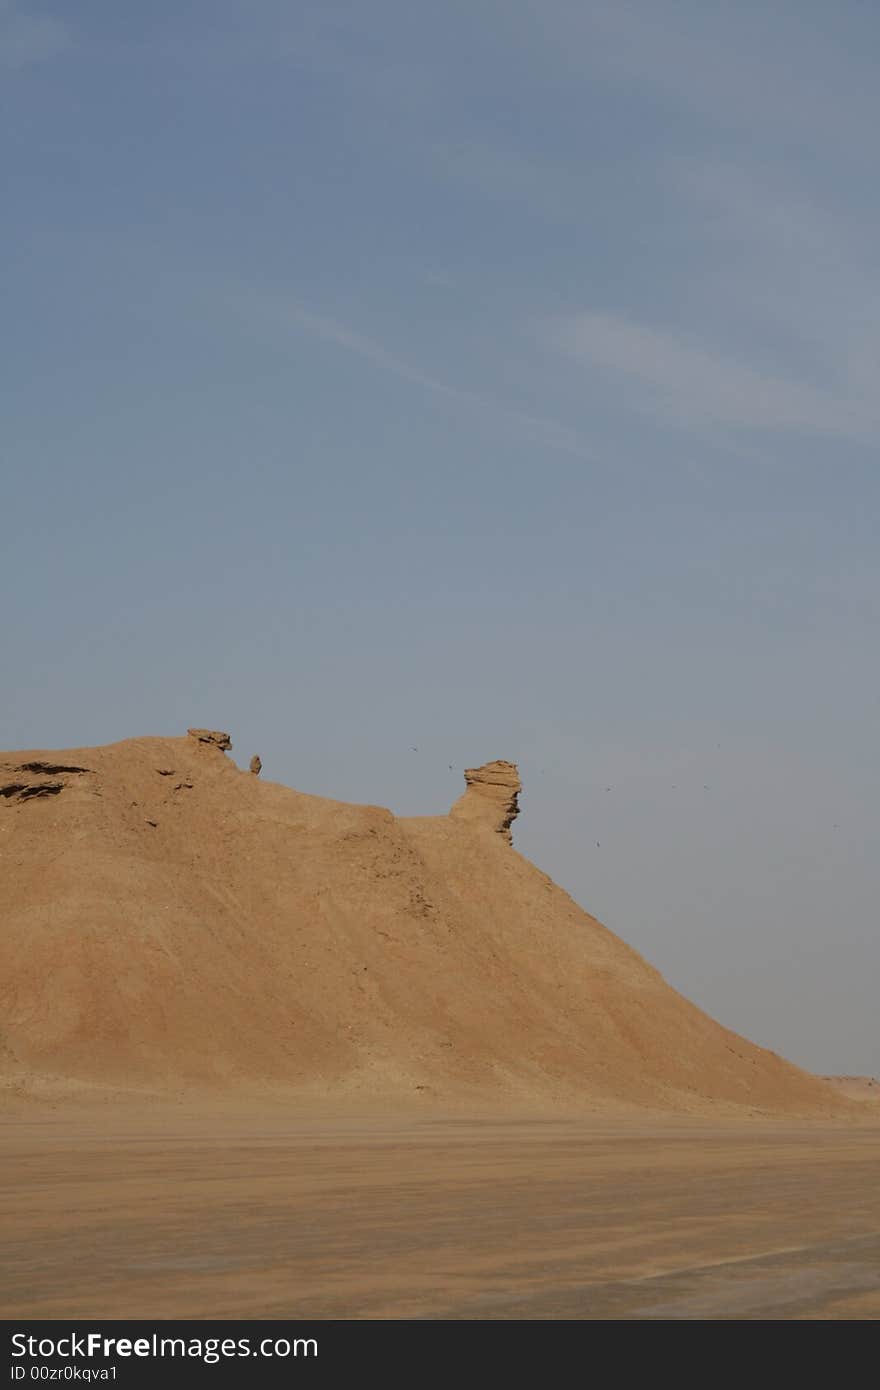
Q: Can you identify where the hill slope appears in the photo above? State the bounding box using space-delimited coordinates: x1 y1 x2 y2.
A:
0 732 845 1114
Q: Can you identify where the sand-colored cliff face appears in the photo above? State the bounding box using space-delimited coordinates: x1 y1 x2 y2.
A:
449 760 521 843
0 735 847 1114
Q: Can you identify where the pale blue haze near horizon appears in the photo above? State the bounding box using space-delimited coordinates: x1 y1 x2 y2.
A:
3 0 878 1075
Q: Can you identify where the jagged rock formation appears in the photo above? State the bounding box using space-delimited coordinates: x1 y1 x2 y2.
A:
186 728 232 751
449 760 521 843
0 760 92 804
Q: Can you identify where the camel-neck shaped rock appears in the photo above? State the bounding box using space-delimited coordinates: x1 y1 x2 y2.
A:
449 760 521 843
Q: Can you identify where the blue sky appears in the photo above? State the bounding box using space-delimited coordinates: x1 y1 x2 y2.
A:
3 0 879 1074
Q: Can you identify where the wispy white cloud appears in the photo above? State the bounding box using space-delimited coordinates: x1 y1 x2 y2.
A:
542 129 880 445
675 163 880 374
550 311 876 440
227 290 592 459
0 1 69 69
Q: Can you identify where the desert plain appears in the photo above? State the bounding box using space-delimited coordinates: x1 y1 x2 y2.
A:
2 1103 880 1321
2 732 878 1320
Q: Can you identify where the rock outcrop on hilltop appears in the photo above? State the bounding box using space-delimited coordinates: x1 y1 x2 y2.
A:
449 760 521 843
186 728 232 751
0 729 850 1115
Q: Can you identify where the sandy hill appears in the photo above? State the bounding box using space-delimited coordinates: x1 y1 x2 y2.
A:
0 731 848 1115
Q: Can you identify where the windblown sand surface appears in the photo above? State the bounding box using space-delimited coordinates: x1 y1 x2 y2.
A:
3 1106 879 1320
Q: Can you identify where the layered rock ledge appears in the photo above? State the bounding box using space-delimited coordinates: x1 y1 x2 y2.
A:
187 729 232 751
449 760 521 843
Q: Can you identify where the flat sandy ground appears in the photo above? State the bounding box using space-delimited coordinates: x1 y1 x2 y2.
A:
3 1107 879 1320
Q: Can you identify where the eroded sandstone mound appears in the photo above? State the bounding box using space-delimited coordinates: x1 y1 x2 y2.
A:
0 731 848 1115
